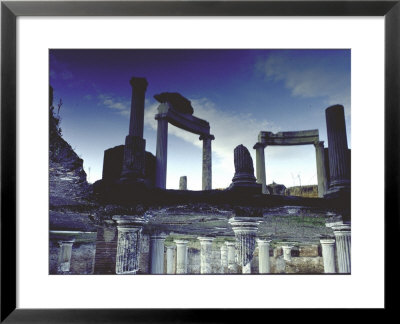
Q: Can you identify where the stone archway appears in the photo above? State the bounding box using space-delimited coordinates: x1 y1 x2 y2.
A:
253 129 328 197
154 94 214 190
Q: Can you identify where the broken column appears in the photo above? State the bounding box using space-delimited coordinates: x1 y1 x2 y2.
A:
174 239 189 274
325 105 350 196
332 224 351 273
320 238 336 273
114 216 147 275
149 233 167 274
282 245 294 262
198 237 214 274
155 103 169 189
253 142 268 194
199 134 214 190
57 240 74 273
166 245 175 274
257 239 271 274
179 176 187 190
120 77 148 182
225 242 237 273
229 145 261 192
229 217 260 274
314 141 328 197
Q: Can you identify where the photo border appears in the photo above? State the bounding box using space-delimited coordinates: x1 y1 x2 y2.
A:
1 0 398 321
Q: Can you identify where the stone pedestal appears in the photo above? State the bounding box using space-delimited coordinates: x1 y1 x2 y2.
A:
174 239 189 274
155 104 169 189
166 246 175 274
320 239 336 273
198 237 214 274
332 224 351 273
254 143 269 194
325 105 350 195
150 233 167 274
179 176 187 190
113 216 147 275
314 141 328 197
257 239 271 274
120 77 148 182
220 244 228 273
281 245 293 262
229 218 260 274
199 135 214 190
225 242 237 273
58 240 74 273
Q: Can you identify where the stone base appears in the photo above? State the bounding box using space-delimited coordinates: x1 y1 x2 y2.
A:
120 135 146 181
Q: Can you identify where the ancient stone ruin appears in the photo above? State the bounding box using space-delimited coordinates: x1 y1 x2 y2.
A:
49 78 351 276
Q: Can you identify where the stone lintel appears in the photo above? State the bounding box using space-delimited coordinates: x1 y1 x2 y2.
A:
154 103 210 136
259 129 319 146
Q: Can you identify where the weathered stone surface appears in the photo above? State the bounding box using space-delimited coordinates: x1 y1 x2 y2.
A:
179 176 187 190
102 145 124 183
298 244 319 257
230 145 260 191
154 92 194 115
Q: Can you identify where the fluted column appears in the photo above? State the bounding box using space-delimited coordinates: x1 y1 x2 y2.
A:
198 237 214 274
225 242 237 273
166 245 175 274
257 239 271 273
229 218 260 274
254 143 268 194
114 216 147 275
174 239 189 274
282 245 293 262
220 244 228 273
150 233 167 274
199 134 215 190
58 240 74 273
314 141 328 197
320 239 336 273
325 105 350 194
155 103 169 189
332 224 351 273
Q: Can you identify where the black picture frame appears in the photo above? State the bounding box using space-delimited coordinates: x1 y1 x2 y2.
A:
1 0 398 322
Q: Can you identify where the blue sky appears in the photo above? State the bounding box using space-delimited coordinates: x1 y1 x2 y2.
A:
50 49 351 190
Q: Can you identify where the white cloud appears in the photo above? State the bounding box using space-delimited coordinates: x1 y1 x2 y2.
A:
98 94 130 115
257 52 351 117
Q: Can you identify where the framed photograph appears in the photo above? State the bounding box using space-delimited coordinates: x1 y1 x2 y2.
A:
1 0 398 321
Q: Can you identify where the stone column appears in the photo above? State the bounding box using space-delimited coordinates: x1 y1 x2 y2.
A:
174 239 189 274
282 245 293 262
120 77 148 181
225 242 237 273
58 240 74 273
229 218 260 274
320 239 336 273
199 134 215 190
179 176 187 190
257 239 271 274
254 143 268 194
314 141 328 197
166 245 175 274
332 224 351 273
198 237 214 274
325 105 350 194
155 103 169 189
150 233 167 274
114 216 147 275
220 244 228 273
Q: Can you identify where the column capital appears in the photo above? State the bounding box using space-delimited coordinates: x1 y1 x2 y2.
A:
113 215 148 230
332 223 351 236
165 245 175 250
320 238 336 245
229 217 261 235
225 241 236 247
150 233 167 241
174 239 189 245
129 77 148 92
197 237 214 244
253 142 266 149
313 140 324 148
58 240 74 247
256 238 271 245
199 134 215 141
